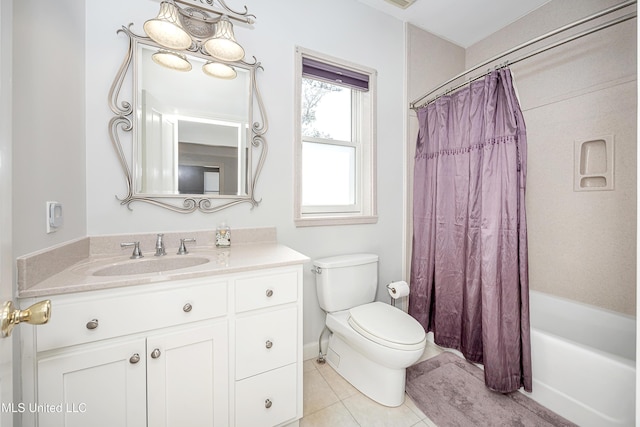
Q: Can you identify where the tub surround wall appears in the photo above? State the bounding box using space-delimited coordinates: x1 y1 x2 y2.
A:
17 227 279 294
465 0 637 315
407 0 637 315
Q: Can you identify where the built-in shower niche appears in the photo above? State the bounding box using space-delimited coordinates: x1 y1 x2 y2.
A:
574 136 614 191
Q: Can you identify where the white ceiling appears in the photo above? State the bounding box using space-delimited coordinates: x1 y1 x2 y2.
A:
357 0 551 47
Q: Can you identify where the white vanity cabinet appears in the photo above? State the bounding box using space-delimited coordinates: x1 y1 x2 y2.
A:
232 269 301 427
20 264 304 427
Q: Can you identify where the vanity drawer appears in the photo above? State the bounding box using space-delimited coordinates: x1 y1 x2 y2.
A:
37 279 227 352
235 270 297 313
235 306 297 380
235 363 298 427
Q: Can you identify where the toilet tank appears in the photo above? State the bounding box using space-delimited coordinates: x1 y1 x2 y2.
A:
314 254 378 312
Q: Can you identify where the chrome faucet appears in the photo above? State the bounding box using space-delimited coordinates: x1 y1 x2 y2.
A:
154 233 166 256
121 241 143 259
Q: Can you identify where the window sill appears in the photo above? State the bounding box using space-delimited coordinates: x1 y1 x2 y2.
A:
294 215 378 227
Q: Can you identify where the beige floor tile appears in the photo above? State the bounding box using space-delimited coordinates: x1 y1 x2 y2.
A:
303 369 340 416
404 393 427 419
300 402 360 427
405 394 439 427
304 359 319 373
342 392 421 427
316 361 359 400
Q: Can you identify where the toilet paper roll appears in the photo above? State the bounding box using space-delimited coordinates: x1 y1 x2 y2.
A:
387 280 410 299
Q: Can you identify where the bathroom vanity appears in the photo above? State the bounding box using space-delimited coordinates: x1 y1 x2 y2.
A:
17 229 308 427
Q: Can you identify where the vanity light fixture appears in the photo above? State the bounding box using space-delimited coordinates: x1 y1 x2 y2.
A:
152 50 193 72
202 61 237 79
143 0 253 78
203 15 245 62
143 1 192 50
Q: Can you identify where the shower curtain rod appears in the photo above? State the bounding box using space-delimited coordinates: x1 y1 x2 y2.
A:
409 0 637 110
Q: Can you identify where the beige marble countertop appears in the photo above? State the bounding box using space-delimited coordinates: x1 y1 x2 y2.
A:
18 243 309 298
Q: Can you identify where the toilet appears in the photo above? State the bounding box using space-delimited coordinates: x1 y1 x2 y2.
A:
314 253 426 407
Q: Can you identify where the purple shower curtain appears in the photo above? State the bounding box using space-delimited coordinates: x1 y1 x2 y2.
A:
409 68 532 393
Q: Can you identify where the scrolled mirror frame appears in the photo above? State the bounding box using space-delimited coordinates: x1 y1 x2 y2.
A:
108 18 267 213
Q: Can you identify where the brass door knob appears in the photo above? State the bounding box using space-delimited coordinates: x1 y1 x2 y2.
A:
1 300 51 338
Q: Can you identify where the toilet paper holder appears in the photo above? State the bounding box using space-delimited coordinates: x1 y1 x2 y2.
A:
386 281 410 307
387 283 398 307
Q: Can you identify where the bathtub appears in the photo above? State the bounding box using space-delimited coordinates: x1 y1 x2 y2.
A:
526 290 636 427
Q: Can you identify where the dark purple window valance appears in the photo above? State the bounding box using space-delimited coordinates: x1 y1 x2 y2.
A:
302 57 369 91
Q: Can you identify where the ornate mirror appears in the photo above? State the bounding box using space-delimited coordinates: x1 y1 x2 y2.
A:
108 0 267 213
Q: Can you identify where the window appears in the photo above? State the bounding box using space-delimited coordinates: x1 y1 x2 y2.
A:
294 48 377 226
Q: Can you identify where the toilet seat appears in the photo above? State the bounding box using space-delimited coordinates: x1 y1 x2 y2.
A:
348 302 426 351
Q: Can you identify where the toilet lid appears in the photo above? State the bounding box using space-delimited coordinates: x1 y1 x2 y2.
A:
348 302 426 350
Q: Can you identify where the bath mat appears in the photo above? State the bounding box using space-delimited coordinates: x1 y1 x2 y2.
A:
406 352 577 427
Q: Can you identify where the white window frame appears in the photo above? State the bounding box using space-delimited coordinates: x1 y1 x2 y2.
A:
294 47 377 227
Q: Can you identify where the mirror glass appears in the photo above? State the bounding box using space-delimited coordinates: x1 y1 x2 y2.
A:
135 44 250 196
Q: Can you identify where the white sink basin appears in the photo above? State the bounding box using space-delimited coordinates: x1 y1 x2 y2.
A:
92 256 210 276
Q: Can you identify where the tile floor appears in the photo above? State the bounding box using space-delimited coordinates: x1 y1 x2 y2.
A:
300 342 443 427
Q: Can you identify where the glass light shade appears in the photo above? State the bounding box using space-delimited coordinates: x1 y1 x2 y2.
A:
143 1 193 50
203 16 245 62
202 61 237 79
152 50 192 72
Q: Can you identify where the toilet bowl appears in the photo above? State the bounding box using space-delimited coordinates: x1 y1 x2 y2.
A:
314 254 427 407
324 303 426 406
328 302 426 368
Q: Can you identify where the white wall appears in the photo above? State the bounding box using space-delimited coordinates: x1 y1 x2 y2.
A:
7 0 406 359
81 0 405 352
12 0 87 259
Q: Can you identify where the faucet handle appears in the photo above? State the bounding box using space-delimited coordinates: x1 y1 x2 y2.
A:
121 242 143 259
177 238 196 255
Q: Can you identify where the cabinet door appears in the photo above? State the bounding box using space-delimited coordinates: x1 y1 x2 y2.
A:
37 337 147 427
147 321 228 427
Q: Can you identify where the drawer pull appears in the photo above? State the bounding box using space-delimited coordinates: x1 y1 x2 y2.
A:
266 289 274 298
86 319 99 330
265 399 272 409
151 348 161 359
129 353 140 364
183 303 193 313
265 340 273 349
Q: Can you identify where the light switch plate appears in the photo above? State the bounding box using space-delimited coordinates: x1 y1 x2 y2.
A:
46 201 63 233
